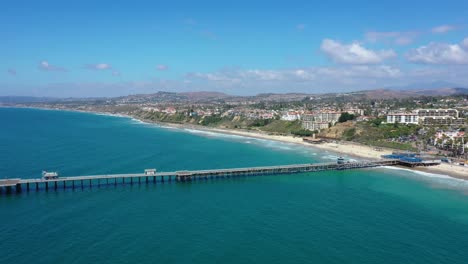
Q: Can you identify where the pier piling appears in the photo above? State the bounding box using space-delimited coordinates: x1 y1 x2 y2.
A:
2 159 434 195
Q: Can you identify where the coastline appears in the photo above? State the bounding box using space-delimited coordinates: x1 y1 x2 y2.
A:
131 115 468 180
7 106 468 180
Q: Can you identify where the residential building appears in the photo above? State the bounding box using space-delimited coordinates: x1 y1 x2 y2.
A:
281 111 301 121
421 116 464 126
416 109 459 118
302 121 329 131
386 113 419 124
302 113 331 131
314 111 341 123
343 108 365 116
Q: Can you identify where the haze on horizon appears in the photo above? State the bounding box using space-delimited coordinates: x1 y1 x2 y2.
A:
2 0 468 98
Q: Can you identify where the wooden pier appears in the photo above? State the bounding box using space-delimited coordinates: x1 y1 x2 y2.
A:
0 159 436 195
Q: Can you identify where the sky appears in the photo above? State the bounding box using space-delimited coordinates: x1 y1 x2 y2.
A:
2 0 468 97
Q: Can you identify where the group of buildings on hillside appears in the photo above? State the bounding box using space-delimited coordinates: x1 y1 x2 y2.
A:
301 112 341 131
295 108 465 132
140 103 465 132
281 109 365 132
386 109 464 126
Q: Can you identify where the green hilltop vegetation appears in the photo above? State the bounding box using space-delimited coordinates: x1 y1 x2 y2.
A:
320 118 422 151
133 110 313 136
133 110 458 152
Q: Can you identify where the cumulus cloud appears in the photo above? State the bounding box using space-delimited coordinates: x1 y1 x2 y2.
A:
406 38 468 64
156 64 169 71
85 63 112 70
19 63 468 97
320 39 397 64
38 61 67 72
432 25 455 34
7 68 17 75
183 65 408 94
187 65 402 84
365 31 418 45
463 38 468 49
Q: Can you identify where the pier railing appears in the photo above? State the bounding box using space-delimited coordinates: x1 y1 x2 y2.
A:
0 159 428 194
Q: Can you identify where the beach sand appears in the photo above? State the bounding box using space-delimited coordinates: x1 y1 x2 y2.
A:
22 107 468 180
163 125 468 180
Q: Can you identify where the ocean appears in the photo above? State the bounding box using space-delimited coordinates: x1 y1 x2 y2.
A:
1 107 468 264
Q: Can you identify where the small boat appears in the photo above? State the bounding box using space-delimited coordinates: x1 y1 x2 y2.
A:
337 157 345 165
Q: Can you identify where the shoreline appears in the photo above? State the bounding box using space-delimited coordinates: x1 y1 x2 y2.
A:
7 106 468 180
131 114 468 180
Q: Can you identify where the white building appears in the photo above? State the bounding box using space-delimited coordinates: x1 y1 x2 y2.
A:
386 113 419 124
302 121 329 131
314 112 341 123
435 131 465 141
343 108 365 116
301 111 341 131
281 111 301 121
416 109 461 125
416 109 459 118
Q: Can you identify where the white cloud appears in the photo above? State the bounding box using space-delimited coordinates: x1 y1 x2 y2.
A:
12 64 468 97
365 31 418 45
187 65 401 84
38 61 67 72
85 63 112 70
406 38 468 64
156 65 169 71
463 38 468 49
320 39 397 64
432 25 455 34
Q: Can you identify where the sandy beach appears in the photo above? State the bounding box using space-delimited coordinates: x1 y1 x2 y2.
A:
147 122 468 180
18 106 468 180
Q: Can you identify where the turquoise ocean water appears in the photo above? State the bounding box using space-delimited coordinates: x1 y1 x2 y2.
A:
1 107 468 264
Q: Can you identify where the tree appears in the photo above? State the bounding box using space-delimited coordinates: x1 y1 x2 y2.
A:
338 112 355 123
291 129 313 137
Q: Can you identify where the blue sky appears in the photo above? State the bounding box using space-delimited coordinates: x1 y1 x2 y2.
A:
2 0 468 97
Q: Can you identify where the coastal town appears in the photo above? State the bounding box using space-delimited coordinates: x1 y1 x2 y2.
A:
5 1 468 263
2 88 467 171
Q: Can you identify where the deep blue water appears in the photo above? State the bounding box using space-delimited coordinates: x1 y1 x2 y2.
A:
1 107 468 264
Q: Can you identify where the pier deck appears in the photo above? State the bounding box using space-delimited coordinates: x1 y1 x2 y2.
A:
0 159 433 194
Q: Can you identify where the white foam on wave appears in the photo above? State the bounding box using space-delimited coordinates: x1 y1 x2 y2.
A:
382 166 453 179
93 112 129 118
183 128 249 140
158 125 178 130
381 166 468 191
323 154 339 160
180 128 313 153
130 118 143 123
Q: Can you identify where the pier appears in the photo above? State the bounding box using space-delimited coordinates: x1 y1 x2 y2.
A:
0 159 440 195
